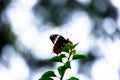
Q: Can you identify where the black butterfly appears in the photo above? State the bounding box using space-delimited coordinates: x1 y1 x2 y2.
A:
50 34 71 54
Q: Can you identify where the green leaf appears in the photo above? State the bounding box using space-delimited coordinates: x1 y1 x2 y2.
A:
72 43 79 49
59 54 66 58
68 77 79 80
39 77 53 80
66 43 73 49
41 71 56 77
39 71 56 80
72 54 88 60
50 56 63 62
61 47 69 53
57 66 66 77
64 61 71 68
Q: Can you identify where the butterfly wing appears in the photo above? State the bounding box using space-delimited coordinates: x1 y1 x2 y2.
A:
50 34 71 54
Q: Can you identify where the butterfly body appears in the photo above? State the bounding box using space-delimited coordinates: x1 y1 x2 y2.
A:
50 34 71 54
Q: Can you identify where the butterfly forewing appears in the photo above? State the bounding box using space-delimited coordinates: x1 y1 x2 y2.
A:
50 34 66 45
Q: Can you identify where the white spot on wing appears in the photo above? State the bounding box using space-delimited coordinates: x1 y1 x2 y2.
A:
54 35 60 44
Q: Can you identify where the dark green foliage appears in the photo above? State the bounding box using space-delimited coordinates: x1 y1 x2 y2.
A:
73 54 88 60
72 43 79 49
57 66 66 77
39 71 56 80
39 77 53 80
61 46 70 53
50 56 63 62
59 54 66 58
64 61 71 69
50 54 66 62
68 77 79 80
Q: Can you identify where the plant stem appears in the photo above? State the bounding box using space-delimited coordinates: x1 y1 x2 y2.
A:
60 72 65 80
60 49 72 80
68 49 72 61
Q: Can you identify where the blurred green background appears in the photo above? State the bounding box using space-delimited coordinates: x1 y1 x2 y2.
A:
0 0 120 80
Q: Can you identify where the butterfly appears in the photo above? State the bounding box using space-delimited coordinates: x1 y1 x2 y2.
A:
50 34 71 54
